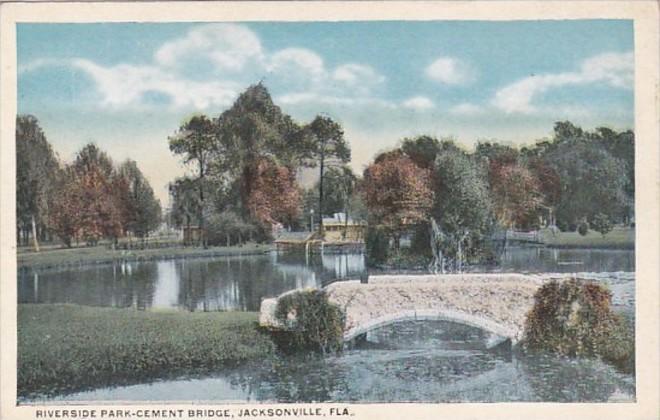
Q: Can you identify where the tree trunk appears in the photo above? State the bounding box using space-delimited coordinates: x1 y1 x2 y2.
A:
198 159 207 249
226 233 230 247
31 215 40 252
318 152 325 236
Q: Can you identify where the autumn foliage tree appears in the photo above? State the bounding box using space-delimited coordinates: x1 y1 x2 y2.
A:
48 143 158 247
362 151 433 249
245 158 302 229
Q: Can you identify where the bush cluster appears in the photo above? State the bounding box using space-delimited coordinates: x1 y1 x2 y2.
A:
577 222 589 236
274 290 345 354
522 279 634 373
591 213 613 236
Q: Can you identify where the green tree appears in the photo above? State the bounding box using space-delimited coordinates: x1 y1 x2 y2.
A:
400 135 441 169
306 115 351 232
168 177 202 233
169 115 216 247
117 160 162 240
545 139 629 226
213 83 308 212
432 145 494 271
16 115 61 250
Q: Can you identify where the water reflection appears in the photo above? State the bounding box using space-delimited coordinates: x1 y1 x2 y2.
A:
18 252 366 312
19 247 635 311
489 247 634 273
34 320 634 403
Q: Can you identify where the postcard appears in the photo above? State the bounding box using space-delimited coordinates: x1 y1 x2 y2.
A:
1 1 658 419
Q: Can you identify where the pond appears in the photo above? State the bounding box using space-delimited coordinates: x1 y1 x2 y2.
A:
18 246 636 403
18 247 634 311
25 320 635 403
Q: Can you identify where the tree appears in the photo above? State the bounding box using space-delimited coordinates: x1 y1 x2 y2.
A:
544 140 629 226
490 162 543 231
362 152 433 250
50 163 124 247
169 115 216 247
169 177 202 232
591 213 613 236
400 135 441 169
213 83 308 212
117 160 162 240
16 115 61 250
432 146 494 271
306 115 351 232
306 116 351 231
245 157 301 230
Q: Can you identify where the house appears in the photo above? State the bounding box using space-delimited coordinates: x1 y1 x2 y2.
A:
321 213 366 242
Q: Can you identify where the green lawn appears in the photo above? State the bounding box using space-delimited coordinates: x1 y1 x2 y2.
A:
17 304 276 398
17 243 273 269
539 227 634 249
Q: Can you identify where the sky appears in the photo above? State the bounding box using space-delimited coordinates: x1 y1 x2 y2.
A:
17 20 634 206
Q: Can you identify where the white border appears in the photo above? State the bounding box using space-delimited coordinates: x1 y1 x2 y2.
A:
1 2 658 419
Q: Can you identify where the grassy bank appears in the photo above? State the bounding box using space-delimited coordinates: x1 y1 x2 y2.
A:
18 243 274 270
539 227 634 249
18 304 276 398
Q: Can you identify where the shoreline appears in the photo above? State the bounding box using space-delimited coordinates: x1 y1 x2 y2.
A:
17 243 275 270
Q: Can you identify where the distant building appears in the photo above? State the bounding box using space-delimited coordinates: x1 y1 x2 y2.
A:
182 225 203 245
321 213 366 242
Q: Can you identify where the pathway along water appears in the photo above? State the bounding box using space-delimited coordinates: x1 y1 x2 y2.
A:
18 247 635 403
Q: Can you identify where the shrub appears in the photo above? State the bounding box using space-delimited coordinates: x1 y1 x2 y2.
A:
577 221 589 236
522 279 634 373
274 290 345 354
591 213 613 236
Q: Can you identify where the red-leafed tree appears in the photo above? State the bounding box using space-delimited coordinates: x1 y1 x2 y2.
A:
490 163 543 230
50 144 125 247
362 151 434 248
245 158 301 229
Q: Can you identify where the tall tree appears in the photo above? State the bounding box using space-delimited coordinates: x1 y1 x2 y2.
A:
117 160 162 240
169 115 216 247
306 115 351 233
213 83 308 211
432 146 494 271
16 115 61 250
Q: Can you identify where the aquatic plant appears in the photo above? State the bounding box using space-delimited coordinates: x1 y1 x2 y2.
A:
274 289 345 354
522 279 634 373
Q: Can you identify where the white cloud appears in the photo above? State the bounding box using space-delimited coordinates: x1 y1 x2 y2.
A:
425 57 476 85
450 102 483 115
402 96 435 110
24 23 388 112
72 59 238 110
268 48 326 78
155 23 263 72
333 63 385 85
492 51 633 114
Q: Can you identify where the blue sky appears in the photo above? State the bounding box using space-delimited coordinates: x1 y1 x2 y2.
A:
17 21 634 205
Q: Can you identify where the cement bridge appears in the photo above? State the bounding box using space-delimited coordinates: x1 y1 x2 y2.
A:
259 273 549 347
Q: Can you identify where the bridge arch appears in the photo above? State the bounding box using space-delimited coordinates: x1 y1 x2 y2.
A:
342 308 517 346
